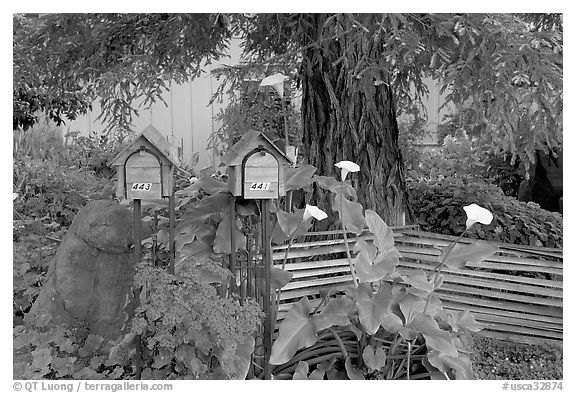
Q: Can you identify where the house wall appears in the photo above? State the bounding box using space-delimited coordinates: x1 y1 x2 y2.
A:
66 39 448 168
67 39 244 170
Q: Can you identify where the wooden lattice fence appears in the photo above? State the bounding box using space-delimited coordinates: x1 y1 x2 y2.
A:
271 227 563 347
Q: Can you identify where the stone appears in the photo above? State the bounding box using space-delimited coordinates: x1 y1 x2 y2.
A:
26 200 135 339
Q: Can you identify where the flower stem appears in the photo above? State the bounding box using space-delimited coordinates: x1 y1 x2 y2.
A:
340 181 358 287
423 229 467 314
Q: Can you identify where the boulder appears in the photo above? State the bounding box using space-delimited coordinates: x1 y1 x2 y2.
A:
26 200 135 339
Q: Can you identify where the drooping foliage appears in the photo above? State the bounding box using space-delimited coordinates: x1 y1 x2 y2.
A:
13 13 232 132
14 13 562 218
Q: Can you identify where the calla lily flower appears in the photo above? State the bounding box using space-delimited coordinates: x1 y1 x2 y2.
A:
463 203 493 229
260 72 289 97
335 160 360 181
303 204 328 221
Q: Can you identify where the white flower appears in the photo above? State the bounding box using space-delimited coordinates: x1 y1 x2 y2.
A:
334 160 360 181
260 72 289 97
463 203 493 229
303 204 328 221
13 193 18 201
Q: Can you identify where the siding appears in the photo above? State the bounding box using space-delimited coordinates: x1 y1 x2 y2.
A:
66 40 448 168
67 39 243 169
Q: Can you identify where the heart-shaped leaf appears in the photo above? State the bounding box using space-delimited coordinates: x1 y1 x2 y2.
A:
344 356 364 380
354 251 374 283
333 193 365 235
214 335 255 379
276 209 303 238
427 349 475 380
182 174 227 195
355 283 400 335
365 210 394 252
411 314 458 357
402 270 435 294
314 175 356 199
213 213 245 254
447 310 484 333
285 165 317 192
270 267 294 291
317 296 355 328
362 344 387 371
269 297 318 365
353 238 377 260
293 361 310 380
442 242 499 269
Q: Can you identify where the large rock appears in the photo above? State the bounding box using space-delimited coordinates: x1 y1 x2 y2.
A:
26 200 135 339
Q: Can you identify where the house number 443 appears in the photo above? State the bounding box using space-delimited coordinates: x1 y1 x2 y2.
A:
131 183 152 191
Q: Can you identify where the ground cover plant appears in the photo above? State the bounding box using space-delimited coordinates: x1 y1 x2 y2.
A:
470 335 562 380
14 149 563 380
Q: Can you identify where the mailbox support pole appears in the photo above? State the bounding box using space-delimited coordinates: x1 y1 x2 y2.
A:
168 195 175 274
133 198 143 379
261 199 272 380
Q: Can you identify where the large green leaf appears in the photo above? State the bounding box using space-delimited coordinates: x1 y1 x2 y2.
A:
344 356 365 380
354 251 374 283
355 283 401 335
353 238 377 260
181 174 227 195
364 210 394 252
182 192 230 220
427 349 475 380
362 344 387 371
401 270 435 294
269 267 294 291
285 164 317 192
214 335 255 380
269 297 319 365
313 175 356 199
442 241 499 269
316 296 355 328
292 360 324 380
410 314 458 357
292 361 310 380
212 213 245 254
276 209 303 238
333 193 366 235
447 310 485 333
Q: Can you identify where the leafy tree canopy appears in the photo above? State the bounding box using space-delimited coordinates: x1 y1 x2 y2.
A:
13 13 562 172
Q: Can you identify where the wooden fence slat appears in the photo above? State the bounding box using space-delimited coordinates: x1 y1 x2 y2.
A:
436 292 562 318
436 283 562 307
477 330 562 347
440 301 562 325
473 320 563 340
395 267 563 298
398 260 563 289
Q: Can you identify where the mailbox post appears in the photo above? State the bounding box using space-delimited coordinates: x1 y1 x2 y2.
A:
221 129 292 379
111 125 179 274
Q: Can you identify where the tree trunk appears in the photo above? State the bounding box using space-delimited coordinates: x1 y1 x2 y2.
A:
299 14 412 229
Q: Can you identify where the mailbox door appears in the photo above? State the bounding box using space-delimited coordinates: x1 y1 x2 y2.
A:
243 151 279 199
125 151 163 200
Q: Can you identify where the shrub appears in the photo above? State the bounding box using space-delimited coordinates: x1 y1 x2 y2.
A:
470 335 562 380
408 177 563 248
13 159 115 228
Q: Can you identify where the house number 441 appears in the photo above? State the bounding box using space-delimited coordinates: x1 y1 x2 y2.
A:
249 182 270 190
